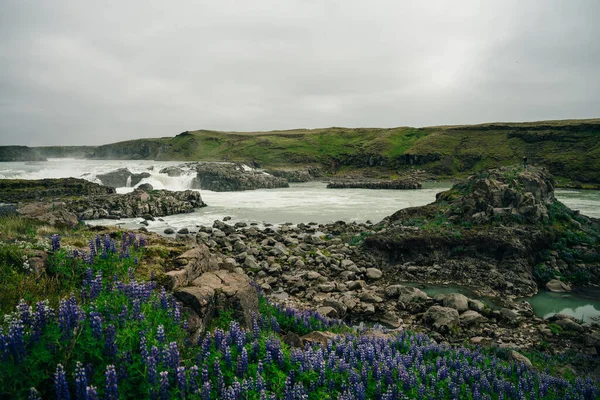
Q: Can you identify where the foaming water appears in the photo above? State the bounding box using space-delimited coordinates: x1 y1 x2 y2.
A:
2 159 599 232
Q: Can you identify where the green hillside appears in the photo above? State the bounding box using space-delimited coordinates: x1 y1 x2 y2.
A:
86 119 600 186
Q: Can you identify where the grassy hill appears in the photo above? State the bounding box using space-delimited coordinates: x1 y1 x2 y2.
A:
84 119 600 186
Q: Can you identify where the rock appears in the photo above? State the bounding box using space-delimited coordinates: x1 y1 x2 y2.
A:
396 286 430 311
317 283 337 293
327 178 422 190
460 310 486 327
283 332 303 348
468 299 485 313
0 178 114 203
546 279 572 293
178 270 258 328
365 268 383 280
555 318 584 333
300 331 338 347
17 202 78 227
316 306 338 318
0 203 18 217
159 166 184 177
378 311 402 329
423 306 460 334
177 228 190 234
164 228 175 234
359 292 383 303
137 183 154 192
142 213 155 221
510 350 533 369
347 280 365 291
323 299 348 318
499 308 522 326
196 163 289 191
442 293 469 313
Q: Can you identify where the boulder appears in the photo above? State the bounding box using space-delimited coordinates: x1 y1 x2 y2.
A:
365 268 383 280
442 293 469 313
177 270 259 328
546 279 572 293
196 163 289 192
460 310 486 327
423 306 460 334
300 331 338 347
510 350 533 369
17 202 78 227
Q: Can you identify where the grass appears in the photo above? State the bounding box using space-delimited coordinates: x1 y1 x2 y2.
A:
1 221 599 398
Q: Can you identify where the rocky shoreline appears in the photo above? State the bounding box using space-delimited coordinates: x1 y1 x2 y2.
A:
0 178 206 226
327 179 422 190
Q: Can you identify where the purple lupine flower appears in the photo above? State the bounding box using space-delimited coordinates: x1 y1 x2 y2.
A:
202 363 209 384
147 351 158 386
17 299 32 327
31 300 52 341
105 365 118 400
28 387 41 400
58 296 82 338
54 363 70 400
168 341 180 369
51 234 61 251
88 272 103 299
104 324 118 358
156 325 165 344
224 345 232 368
89 311 103 340
159 371 169 400
189 365 199 395
236 347 249 378
7 316 26 362
86 386 99 400
159 287 168 309
89 238 96 257
173 302 181 325
176 366 186 397
201 382 211 400
74 362 88 400
139 236 147 248
214 358 224 397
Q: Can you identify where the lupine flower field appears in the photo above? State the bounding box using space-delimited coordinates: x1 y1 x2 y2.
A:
1 232 599 399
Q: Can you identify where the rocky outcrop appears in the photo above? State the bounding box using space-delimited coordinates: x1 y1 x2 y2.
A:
69 188 205 220
195 163 289 191
0 178 114 203
0 178 206 223
436 166 556 224
96 168 151 188
175 270 259 331
266 167 322 182
17 202 79 227
327 178 421 190
361 166 600 297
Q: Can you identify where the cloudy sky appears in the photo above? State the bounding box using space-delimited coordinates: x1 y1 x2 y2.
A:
1 0 599 146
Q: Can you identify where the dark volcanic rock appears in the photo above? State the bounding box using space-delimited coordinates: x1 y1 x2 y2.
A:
196 163 289 191
0 178 115 203
96 168 151 188
327 179 421 190
362 166 600 296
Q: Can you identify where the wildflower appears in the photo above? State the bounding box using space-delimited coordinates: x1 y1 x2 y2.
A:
54 364 70 400
86 386 99 400
51 234 61 251
159 371 169 400
105 364 118 400
75 362 88 400
28 387 41 400
104 324 118 359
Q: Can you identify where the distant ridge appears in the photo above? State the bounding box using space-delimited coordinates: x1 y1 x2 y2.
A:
1 118 598 187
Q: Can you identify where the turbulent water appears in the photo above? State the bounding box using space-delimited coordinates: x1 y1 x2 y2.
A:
2 159 600 317
2 159 599 231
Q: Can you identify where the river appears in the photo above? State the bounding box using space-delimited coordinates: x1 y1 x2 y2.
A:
2 159 599 320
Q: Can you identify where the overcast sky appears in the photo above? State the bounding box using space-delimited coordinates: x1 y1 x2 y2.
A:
1 0 599 146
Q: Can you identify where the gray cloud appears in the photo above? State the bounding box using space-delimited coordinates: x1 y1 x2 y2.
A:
1 0 599 145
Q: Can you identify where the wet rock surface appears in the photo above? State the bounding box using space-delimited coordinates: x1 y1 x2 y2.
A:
0 177 206 224
195 163 289 191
